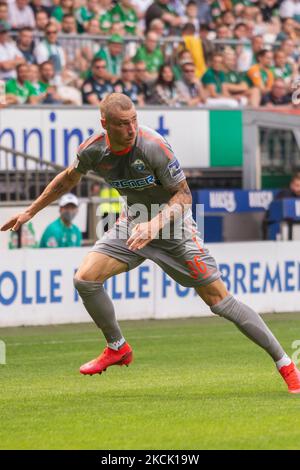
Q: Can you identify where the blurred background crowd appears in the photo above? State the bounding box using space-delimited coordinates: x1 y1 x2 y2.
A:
0 0 300 108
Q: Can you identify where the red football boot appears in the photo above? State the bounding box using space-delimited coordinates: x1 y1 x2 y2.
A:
279 362 300 394
80 343 133 376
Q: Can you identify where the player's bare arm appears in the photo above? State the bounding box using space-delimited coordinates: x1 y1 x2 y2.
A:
126 180 192 251
0 166 81 232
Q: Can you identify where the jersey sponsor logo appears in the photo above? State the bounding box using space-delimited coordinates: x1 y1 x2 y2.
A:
168 158 183 178
131 159 145 172
110 174 155 190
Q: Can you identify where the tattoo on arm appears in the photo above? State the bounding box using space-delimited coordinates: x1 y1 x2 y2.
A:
26 166 82 217
156 180 192 228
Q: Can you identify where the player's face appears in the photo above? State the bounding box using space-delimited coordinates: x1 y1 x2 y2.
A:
105 107 138 149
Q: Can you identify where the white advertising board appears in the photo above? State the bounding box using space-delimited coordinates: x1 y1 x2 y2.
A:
0 108 209 169
0 241 299 327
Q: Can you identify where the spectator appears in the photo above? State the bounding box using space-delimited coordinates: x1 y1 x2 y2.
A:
209 0 226 24
221 10 235 29
280 0 300 23
181 24 207 78
275 172 300 199
260 0 280 24
30 0 52 16
27 62 43 93
133 31 164 82
214 24 233 53
233 22 249 41
40 193 82 248
0 22 24 81
261 77 292 106
76 18 103 75
34 23 66 80
276 17 297 41
150 64 181 105
90 181 101 197
98 184 122 233
169 0 186 17
237 34 264 72
35 10 50 32
109 20 126 36
182 1 200 34
35 60 63 104
148 17 165 36
9 0 35 30
94 34 125 82
86 16 101 34
223 48 261 106
5 63 37 104
0 1 9 27
75 0 104 32
199 23 215 63
107 0 139 35
61 12 77 33
114 59 144 105
81 58 114 105
271 48 297 86
134 60 153 103
145 0 182 35
280 37 299 64
201 52 240 108
172 48 195 80
176 60 206 106
51 0 75 25
17 26 36 63
197 0 212 26
60 13 78 71
247 49 274 96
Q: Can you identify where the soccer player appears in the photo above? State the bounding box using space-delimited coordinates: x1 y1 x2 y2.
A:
1 93 300 394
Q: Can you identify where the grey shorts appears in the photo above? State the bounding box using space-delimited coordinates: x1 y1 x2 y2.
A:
90 216 221 288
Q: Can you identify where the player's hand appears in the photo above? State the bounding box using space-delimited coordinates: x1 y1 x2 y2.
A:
0 211 32 232
126 220 160 251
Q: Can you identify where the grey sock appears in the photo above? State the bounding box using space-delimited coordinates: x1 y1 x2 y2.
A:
211 294 285 361
74 278 123 343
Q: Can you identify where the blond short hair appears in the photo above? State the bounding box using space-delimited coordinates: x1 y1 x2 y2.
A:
100 93 134 121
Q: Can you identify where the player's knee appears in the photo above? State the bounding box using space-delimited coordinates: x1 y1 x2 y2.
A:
73 269 108 284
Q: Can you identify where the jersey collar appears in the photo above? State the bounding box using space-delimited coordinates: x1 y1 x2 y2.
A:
105 133 133 156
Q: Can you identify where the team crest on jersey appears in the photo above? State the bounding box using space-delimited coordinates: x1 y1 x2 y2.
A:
131 159 145 172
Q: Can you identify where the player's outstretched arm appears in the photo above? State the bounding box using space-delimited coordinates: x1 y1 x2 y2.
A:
0 166 82 232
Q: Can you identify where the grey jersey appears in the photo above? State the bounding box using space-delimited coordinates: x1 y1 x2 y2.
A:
74 126 186 218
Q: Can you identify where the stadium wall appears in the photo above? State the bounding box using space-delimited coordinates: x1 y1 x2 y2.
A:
0 107 243 169
0 241 300 327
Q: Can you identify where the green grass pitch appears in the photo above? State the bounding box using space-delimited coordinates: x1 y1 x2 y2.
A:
0 313 300 450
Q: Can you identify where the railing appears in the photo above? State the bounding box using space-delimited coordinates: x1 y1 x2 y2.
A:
9 32 293 67
0 145 104 202
10 31 291 47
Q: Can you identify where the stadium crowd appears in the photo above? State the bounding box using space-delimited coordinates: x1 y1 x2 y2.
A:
0 0 300 107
